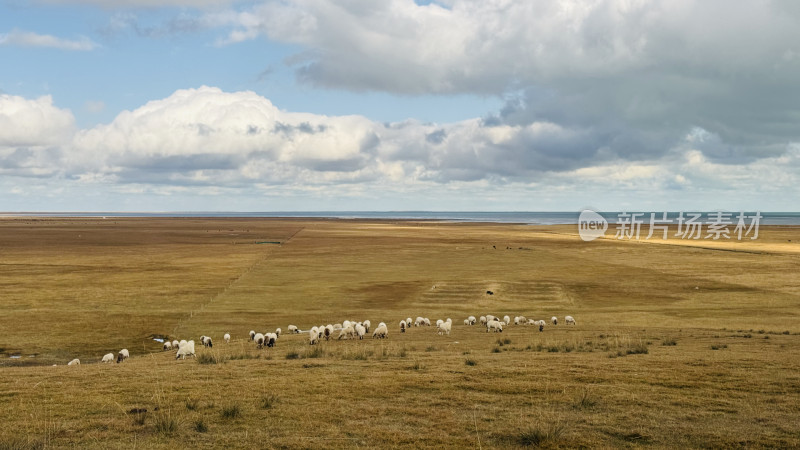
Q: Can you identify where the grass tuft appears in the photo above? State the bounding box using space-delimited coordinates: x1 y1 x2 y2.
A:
153 413 178 435
303 346 326 359
229 352 259 360
193 419 208 433
285 350 300 360
574 388 597 410
197 352 226 365
260 393 280 409
662 337 677 346
465 358 477 366
0 436 45 450
221 404 241 419
515 421 566 447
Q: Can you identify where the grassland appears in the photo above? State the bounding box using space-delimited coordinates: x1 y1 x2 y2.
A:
0 217 799 448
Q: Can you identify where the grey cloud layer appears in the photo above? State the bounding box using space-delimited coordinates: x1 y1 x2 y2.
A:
4 86 800 201
209 0 800 166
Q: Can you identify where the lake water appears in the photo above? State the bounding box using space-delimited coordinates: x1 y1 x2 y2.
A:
2 211 799 225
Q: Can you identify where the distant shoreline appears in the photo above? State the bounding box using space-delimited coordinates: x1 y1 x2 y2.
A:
2 211 800 225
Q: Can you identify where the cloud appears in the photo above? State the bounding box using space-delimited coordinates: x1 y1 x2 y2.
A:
0 29 98 51
4 86 800 209
201 0 800 168
69 86 381 185
0 94 75 178
0 94 76 148
61 87 800 198
37 0 235 7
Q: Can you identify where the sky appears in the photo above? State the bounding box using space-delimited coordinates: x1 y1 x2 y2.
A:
1 0 799 212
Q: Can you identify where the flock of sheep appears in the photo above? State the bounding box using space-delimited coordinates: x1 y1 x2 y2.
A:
63 314 576 365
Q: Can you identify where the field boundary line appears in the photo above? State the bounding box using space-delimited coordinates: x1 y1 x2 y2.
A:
171 226 305 336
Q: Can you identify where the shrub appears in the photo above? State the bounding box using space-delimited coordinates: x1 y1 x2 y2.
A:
221 404 241 419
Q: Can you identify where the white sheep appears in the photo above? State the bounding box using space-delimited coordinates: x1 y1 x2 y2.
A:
68 358 80 366
437 320 452 335
101 353 114 363
436 319 444 327
266 333 277 348
406 317 413 328
309 329 319 345
537 320 546 332
372 322 388 339
171 339 179 348
400 320 407 333
200 336 213 348
355 323 366 339
527 319 537 325
363 320 371 333
338 325 355 340
254 333 266 349
224 333 231 344
565 315 576 325
288 325 299 334
464 319 470 325
503 315 511 325
467 316 477 325
176 340 196 359
423 318 431 326
162 341 173 351
486 314 497 323
249 330 256 341
551 316 558 326
479 316 488 325
117 349 129 363
342 320 352 330
486 321 504 333
275 328 281 338
517 315 527 325
415 316 425 327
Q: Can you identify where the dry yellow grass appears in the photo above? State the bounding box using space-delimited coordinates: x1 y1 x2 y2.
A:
1 218 799 448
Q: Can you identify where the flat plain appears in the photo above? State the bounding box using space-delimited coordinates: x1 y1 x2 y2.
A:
1 217 799 448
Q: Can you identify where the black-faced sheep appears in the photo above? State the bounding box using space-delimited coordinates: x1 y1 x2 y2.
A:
254 333 266 349
372 322 388 339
